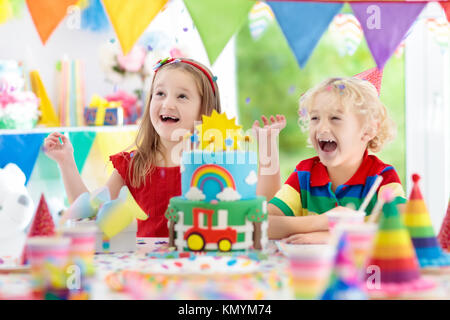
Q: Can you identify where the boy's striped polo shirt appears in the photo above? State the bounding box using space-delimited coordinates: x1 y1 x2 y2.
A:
269 150 406 217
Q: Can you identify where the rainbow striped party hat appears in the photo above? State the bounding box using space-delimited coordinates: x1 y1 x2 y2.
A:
437 197 450 253
364 188 435 298
321 232 366 300
404 174 450 270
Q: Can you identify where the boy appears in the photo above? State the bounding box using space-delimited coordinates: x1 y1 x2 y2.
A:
254 77 406 244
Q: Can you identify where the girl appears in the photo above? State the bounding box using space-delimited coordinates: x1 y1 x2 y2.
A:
253 77 405 244
44 58 221 237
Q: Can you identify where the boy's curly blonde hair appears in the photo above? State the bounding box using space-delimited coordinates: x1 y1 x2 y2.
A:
298 77 396 153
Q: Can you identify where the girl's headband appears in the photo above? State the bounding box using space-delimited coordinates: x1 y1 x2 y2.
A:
153 57 217 95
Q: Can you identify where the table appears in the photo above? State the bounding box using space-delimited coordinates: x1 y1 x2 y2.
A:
1 238 449 300
0 238 292 300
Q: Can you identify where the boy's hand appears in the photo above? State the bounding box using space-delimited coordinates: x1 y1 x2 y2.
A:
282 231 330 244
252 114 286 139
43 132 74 164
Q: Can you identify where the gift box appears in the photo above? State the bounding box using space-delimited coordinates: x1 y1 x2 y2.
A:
84 94 123 126
84 106 123 126
105 90 142 125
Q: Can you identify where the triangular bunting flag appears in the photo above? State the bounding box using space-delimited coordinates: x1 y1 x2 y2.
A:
0 133 46 185
268 2 343 69
29 70 60 127
26 0 78 44
321 232 367 300
441 2 450 23
69 131 96 173
354 67 383 96
351 2 426 69
438 197 450 253
81 0 110 32
184 0 254 65
403 174 450 271
102 0 168 55
0 0 13 24
20 194 56 264
364 187 435 298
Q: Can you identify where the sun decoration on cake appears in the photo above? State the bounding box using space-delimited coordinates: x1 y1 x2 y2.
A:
195 110 243 151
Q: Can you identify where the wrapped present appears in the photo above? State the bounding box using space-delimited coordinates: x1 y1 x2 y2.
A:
105 90 142 124
84 94 123 126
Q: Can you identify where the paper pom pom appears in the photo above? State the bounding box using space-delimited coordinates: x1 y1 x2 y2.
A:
412 173 421 183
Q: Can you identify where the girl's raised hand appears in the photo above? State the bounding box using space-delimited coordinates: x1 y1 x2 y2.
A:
43 132 74 164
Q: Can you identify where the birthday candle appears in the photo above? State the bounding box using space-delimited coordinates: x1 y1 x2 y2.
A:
79 60 86 126
70 60 77 126
65 59 71 127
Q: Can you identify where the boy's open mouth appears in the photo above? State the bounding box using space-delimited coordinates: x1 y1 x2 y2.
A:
160 115 180 123
318 139 337 152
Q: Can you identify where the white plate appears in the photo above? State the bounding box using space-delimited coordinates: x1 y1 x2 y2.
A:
275 241 333 257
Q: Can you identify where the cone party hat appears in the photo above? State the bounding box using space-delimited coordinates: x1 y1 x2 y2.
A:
404 174 450 270
364 188 435 298
20 194 56 265
437 197 450 253
354 67 383 96
322 232 367 300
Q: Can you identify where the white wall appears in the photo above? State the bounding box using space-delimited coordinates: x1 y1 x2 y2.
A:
0 0 238 120
405 3 450 231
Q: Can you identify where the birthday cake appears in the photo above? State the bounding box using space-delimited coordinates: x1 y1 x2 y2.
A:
0 60 39 129
166 111 268 252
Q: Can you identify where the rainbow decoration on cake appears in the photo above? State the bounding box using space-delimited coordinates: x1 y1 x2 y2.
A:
438 197 450 253
403 174 450 271
189 164 237 202
364 188 435 298
321 232 367 300
166 111 267 252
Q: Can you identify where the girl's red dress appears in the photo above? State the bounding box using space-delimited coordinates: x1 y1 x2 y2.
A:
110 151 181 237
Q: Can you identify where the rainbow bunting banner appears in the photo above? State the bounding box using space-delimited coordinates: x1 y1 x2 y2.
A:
184 0 254 65
26 0 78 44
350 2 426 69
268 1 343 69
102 0 168 55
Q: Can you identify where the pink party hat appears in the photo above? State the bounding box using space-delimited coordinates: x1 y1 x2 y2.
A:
354 67 383 96
20 194 56 265
438 197 450 253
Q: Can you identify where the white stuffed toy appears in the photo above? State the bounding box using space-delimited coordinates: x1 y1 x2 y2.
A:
0 163 34 257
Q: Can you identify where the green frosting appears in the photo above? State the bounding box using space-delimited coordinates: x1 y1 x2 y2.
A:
167 196 267 226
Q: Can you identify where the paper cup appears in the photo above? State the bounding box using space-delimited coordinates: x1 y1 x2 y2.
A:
26 236 71 299
335 223 378 277
61 225 97 299
327 209 365 233
288 245 335 300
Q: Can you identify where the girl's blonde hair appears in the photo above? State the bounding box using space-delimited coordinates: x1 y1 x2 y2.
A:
129 58 221 187
298 77 396 153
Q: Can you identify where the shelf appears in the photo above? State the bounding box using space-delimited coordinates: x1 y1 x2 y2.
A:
0 125 139 135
